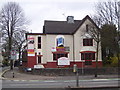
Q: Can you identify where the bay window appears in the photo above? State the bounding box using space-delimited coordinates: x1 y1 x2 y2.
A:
81 52 95 60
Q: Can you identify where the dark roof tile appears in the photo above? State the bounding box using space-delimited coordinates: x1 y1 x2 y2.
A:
43 15 99 34
43 20 81 34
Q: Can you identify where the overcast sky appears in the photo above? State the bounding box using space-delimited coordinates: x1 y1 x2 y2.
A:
0 0 107 33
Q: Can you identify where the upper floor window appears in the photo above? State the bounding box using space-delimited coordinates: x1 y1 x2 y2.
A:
86 24 88 32
38 37 41 49
83 39 93 46
56 37 64 47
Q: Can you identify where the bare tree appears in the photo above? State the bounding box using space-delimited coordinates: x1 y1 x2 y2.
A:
0 2 28 69
94 0 119 26
88 24 101 77
93 0 120 65
13 30 28 63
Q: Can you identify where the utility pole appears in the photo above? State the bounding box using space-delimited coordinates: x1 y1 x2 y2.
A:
118 2 120 66
118 1 120 33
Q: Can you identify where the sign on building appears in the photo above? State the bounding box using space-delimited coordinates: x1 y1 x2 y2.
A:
58 57 70 66
11 49 16 60
57 37 64 47
64 47 70 51
51 47 56 52
27 49 35 56
27 35 35 56
28 36 34 44
56 47 65 51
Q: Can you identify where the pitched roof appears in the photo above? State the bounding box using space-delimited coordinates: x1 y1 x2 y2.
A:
43 15 99 35
43 20 81 34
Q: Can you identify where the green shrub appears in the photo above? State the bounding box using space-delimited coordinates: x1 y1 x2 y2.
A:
103 57 112 67
2 59 9 66
103 55 119 67
110 56 119 67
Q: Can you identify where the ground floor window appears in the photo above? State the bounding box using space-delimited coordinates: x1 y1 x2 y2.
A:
81 52 95 60
38 56 41 63
53 53 68 60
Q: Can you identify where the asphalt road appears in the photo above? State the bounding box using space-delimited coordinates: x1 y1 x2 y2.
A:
2 78 120 88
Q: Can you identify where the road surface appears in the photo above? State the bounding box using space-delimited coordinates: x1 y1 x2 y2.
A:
2 78 119 88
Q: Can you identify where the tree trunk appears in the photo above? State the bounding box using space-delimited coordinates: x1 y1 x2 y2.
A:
117 45 120 67
9 37 13 70
18 46 21 65
95 41 99 77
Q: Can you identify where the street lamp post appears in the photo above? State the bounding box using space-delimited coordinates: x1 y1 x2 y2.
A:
73 64 79 87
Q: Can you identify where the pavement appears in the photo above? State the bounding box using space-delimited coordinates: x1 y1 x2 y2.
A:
1 67 119 81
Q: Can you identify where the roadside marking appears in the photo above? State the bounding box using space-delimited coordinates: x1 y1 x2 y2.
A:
14 80 20 81
93 78 120 81
10 83 62 87
3 78 120 82
21 80 26 82
64 81 71 82
44 80 57 82
29 80 41 82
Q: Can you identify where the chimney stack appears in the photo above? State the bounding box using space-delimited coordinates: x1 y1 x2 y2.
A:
67 16 74 23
